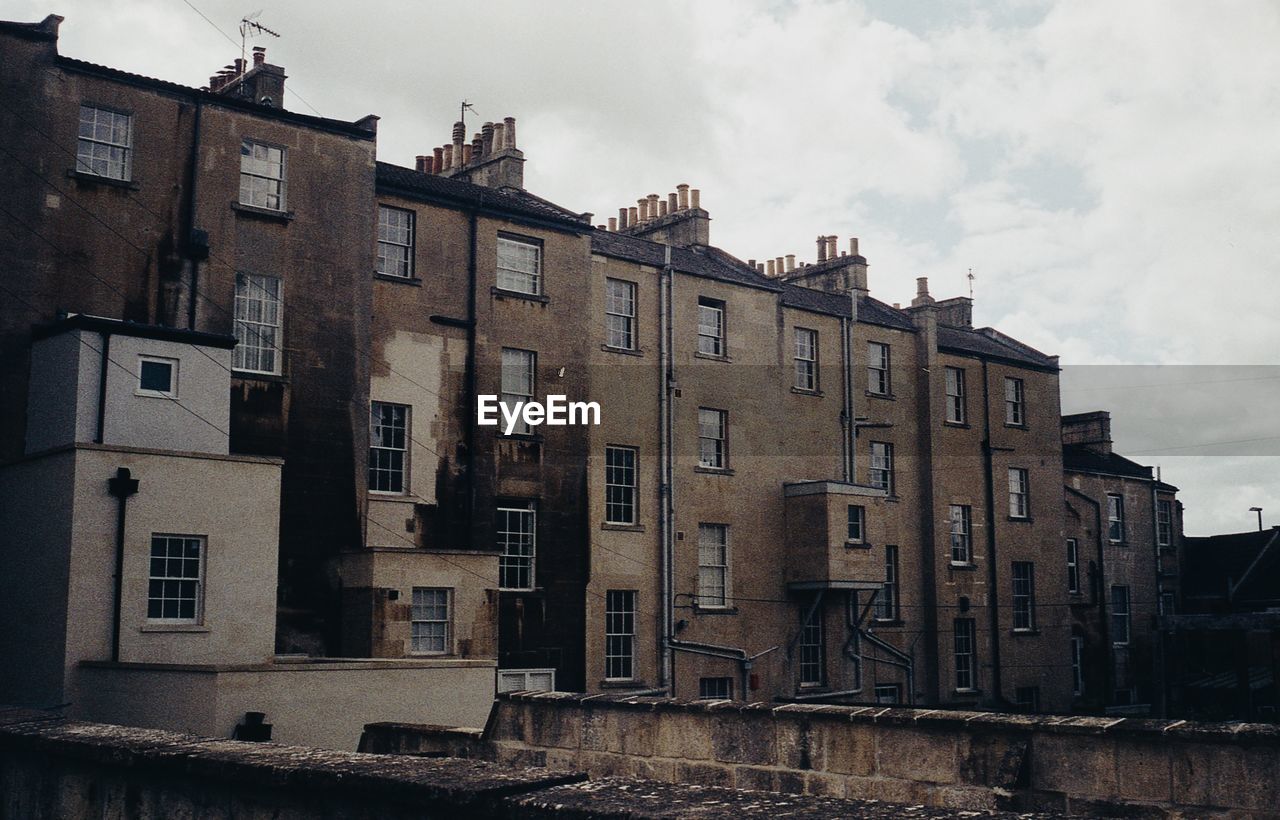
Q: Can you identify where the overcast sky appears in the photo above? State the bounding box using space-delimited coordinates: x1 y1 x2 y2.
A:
18 0 1279 535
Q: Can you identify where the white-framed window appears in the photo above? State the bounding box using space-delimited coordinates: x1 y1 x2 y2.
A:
410 587 450 654
698 677 733 699
1005 377 1025 426
1008 468 1029 518
377 206 414 278
870 441 893 493
874 683 901 704
1014 686 1040 713
77 104 132 181
147 534 204 622
949 504 972 564
847 505 865 544
697 297 725 356
697 407 727 469
954 617 976 691
498 502 536 591
945 366 966 423
500 348 536 435
1066 538 1080 594
497 668 555 693
799 604 824 686
868 341 891 395
232 272 282 374
794 327 817 391
1012 561 1036 631
604 445 637 525
1107 494 1126 543
604 589 636 680
605 278 636 350
136 355 178 398
877 545 899 621
239 139 285 211
497 235 541 295
1111 585 1130 645
369 402 408 493
1157 500 1173 547
1071 635 1085 696
697 523 729 607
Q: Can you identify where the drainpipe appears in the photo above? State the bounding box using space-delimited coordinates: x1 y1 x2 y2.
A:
659 245 674 691
95 331 110 443
184 99 203 330
840 316 851 481
980 360 1004 705
108 467 140 662
465 205 479 538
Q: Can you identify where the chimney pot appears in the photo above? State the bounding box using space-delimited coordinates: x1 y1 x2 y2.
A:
775 257 784 275
433 146 444 170
668 192 678 212
767 259 776 277
234 57 245 74
462 144 473 165
677 184 690 210
503 116 517 149
252 46 265 66
452 120 465 144
618 207 629 229
917 277 929 296
659 201 668 217
481 122 494 156
816 236 828 263
826 235 837 260
850 237 859 256
442 144 453 171
757 263 765 274
638 198 649 222
472 134 483 159
608 217 618 231
748 258 756 268
415 155 428 173
690 189 700 209
629 206 638 225
492 122 505 151
785 254 795 272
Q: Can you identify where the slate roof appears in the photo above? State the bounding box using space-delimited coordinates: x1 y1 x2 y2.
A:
937 325 1058 371
1183 528 1280 605
377 163 592 232
590 231 781 292
1061 444 1156 479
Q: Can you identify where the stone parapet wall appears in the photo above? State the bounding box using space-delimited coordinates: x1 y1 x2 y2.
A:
376 692 1280 818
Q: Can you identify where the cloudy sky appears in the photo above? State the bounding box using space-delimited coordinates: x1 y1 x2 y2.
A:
19 0 1279 534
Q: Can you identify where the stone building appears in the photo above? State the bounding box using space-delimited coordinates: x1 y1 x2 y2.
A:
0 12 1185 738
1061 411 1182 713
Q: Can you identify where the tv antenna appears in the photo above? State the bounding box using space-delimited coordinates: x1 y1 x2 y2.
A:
239 12 280 84
460 100 477 130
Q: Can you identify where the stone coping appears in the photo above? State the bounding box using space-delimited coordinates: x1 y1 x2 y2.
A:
80 657 497 673
495 691 1280 744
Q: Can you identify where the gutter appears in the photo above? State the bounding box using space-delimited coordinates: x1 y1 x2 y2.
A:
659 245 674 690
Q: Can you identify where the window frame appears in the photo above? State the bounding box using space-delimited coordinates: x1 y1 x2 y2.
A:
77 104 133 181
376 205 415 279
793 327 818 391
876 544 899 621
698 676 734 700
1004 377 1025 426
136 355 178 398
696 297 725 357
1066 538 1080 594
369 401 409 494
697 523 730 608
949 504 972 564
944 366 966 424
697 407 728 469
604 445 638 525
846 505 866 545
147 534 205 623
232 272 283 375
500 348 537 436
604 589 637 681
869 441 894 494
873 683 901 704
954 617 976 692
239 138 287 212
1071 635 1085 696
496 234 543 296
867 341 891 395
605 278 637 351
497 502 537 591
410 587 451 655
1012 561 1036 631
1107 493 1126 543
1008 467 1030 519
1111 585 1131 645
1014 686 1041 713
1157 499 1173 547
798 603 825 687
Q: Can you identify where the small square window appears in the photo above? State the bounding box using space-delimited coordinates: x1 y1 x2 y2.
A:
698 676 734 700
137 356 176 397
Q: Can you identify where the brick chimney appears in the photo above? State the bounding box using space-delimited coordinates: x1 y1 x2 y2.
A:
209 47 286 108
779 235 868 294
608 183 710 248
430 116 525 190
1062 411 1113 454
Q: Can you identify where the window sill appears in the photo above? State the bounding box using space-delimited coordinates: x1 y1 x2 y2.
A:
600 679 646 689
865 391 895 400
369 492 415 502
499 587 541 594
231 201 294 222
409 651 452 658
1011 628 1040 636
67 169 139 190
601 345 645 357
872 618 904 626
693 351 731 363
1004 422 1028 430
140 623 209 633
499 432 544 443
135 389 177 399
694 605 738 615
949 561 978 570
943 421 970 429
232 370 288 383
491 286 549 304
1007 516 1033 523
953 688 980 697
1109 540 1129 547
845 540 871 549
375 273 422 286
791 387 823 397
693 466 734 476
601 522 645 533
